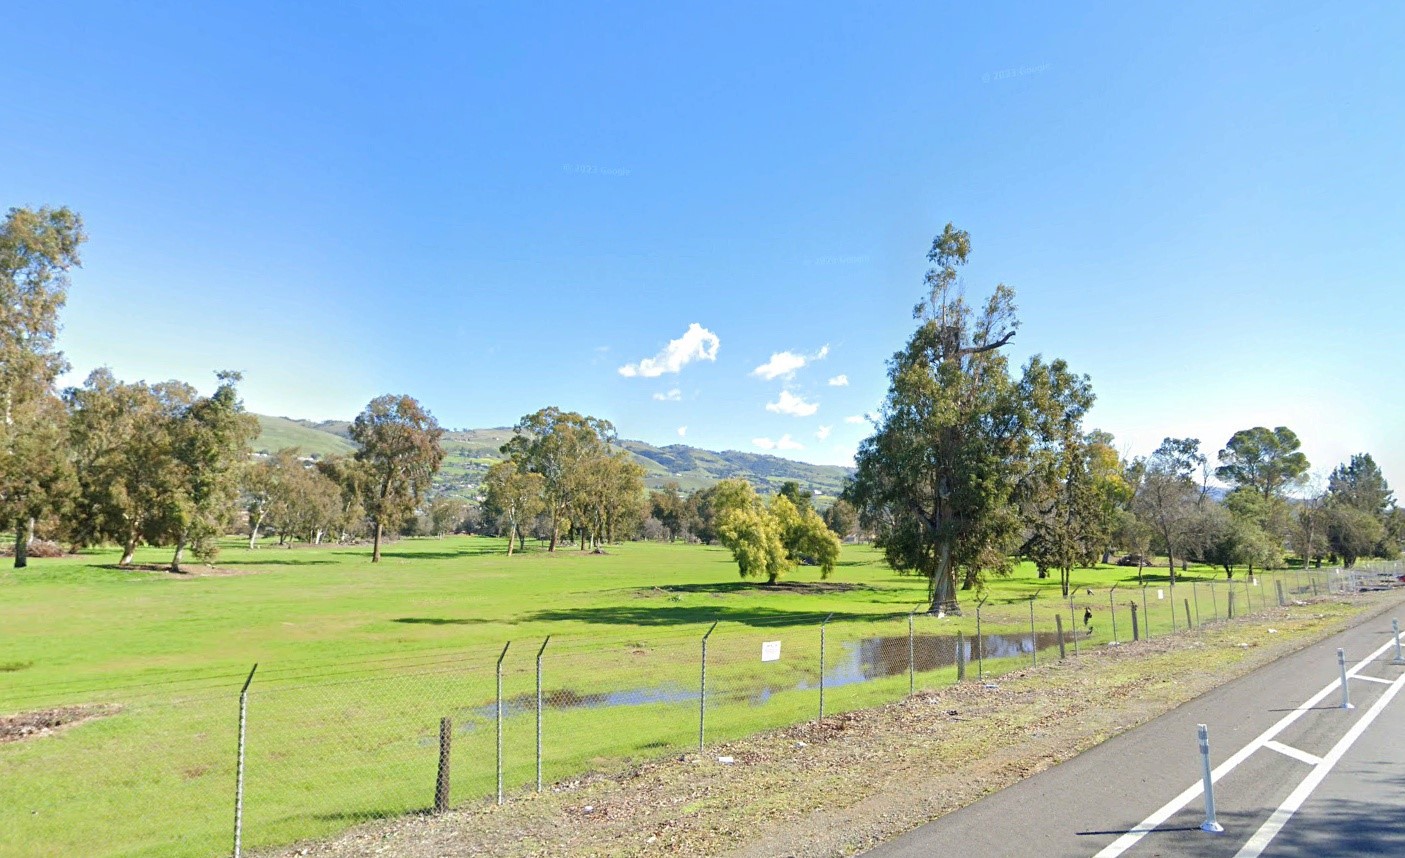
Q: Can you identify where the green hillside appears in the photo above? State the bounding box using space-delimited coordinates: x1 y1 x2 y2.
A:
252 416 853 499
252 415 357 458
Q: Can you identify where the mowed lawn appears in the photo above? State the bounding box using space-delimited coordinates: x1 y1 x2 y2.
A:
1 537 1272 857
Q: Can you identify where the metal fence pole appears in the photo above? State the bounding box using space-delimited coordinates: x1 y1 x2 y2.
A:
536 635 550 793
976 595 988 679
1185 598 1193 630
1109 585 1119 644
1392 619 1405 666
699 621 717 752
1141 586 1151 640
232 663 257 858
1056 614 1067 659
819 612 834 721
1170 582 1177 633
1192 580 1201 626
1209 581 1218 621
1029 596 1037 666
435 718 452 813
496 642 510 805
908 604 922 695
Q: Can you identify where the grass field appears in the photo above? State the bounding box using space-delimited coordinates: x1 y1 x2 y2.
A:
0 537 1327 857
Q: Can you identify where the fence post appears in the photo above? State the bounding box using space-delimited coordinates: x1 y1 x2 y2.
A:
496 641 510 805
819 613 834 721
908 604 923 695
1338 648 1354 710
1068 591 1079 656
1228 590 1236 620
699 621 717 752
956 630 966 681
1109 585 1119 644
1198 724 1224 833
536 635 550 793
1141 587 1151 640
1130 602 1140 641
1392 619 1405 666
435 718 452 813
232 663 257 858
976 595 988 679
1056 614 1066 660
1028 595 1037 666
1170 582 1177 633
1192 581 1201 626
1185 598 1193 630
1276 580 1286 608
1209 581 1217 621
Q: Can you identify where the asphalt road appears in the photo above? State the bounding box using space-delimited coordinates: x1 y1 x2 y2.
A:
862 593 1405 858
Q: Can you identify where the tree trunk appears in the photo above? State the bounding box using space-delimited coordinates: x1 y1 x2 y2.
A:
314 529 324 545
372 520 383 562
170 534 187 573
249 516 262 549
506 519 517 557
13 525 27 569
929 541 960 613
120 532 139 566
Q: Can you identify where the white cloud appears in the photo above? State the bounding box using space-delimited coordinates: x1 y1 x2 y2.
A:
816 425 832 441
753 434 804 451
618 323 720 378
844 414 865 424
652 388 682 401
766 390 819 417
828 374 849 387
677 426 687 437
751 351 807 380
751 344 830 381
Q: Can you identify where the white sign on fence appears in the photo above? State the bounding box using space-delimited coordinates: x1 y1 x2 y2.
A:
761 641 781 662
1158 589 1165 599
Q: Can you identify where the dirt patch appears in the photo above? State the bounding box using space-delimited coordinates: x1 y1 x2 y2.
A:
100 563 254 577
0 704 121 744
267 590 1405 858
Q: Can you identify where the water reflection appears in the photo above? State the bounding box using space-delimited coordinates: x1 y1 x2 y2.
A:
467 630 1064 720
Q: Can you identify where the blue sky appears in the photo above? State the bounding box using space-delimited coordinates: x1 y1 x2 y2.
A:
5 1 1402 490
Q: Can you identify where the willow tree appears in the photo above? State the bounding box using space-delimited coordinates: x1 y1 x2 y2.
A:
351 394 445 562
846 224 1040 611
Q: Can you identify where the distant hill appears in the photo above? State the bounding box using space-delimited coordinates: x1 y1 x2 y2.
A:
253 416 854 500
252 415 357 458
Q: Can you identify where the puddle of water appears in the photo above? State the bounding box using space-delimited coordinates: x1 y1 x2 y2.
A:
464 631 1065 722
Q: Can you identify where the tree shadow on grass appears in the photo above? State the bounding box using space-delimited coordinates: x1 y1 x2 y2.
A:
392 617 493 625
523 605 900 629
221 557 342 567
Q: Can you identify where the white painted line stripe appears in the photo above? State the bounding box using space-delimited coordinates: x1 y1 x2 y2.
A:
1352 674 1394 685
1093 635 1398 858
1262 741 1323 766
1233 671 1405 858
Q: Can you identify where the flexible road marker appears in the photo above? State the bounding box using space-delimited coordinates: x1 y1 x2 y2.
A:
1093 635 1400 858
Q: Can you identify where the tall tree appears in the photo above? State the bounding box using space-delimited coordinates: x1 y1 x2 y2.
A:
351 395 445 562
0 206 86 567
165 371 258 571
846 224 1069 611
822 498 859 541
482 460 544 555
501 407 615 551
1325 453 1395 565
770 494 841 578
1131 437 1205 584
65 370 191 565
1215 427 1310 500
1327 453 1394 517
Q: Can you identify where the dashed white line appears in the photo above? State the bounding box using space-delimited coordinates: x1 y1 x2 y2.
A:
1352 674 1394 685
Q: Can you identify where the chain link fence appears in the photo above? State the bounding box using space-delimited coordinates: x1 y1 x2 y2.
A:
3 563 1401 858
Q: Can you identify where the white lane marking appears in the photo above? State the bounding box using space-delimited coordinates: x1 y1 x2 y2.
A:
1262 741 1323 766
1352 674 1394 685
1093 635 1398 858
1234 671 1405 857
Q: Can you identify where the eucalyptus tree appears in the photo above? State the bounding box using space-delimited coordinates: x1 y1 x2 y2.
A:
845 224 1080 611
482 459 544 555
0 206 85 566
1131 437 1205 584
1215 427 1310 500
501 407 616 551
351 394 445 562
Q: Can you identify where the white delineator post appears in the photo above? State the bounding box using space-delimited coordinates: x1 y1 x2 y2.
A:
1338 648 1354 710
1198 724 1224 833
1392 619 1405 667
